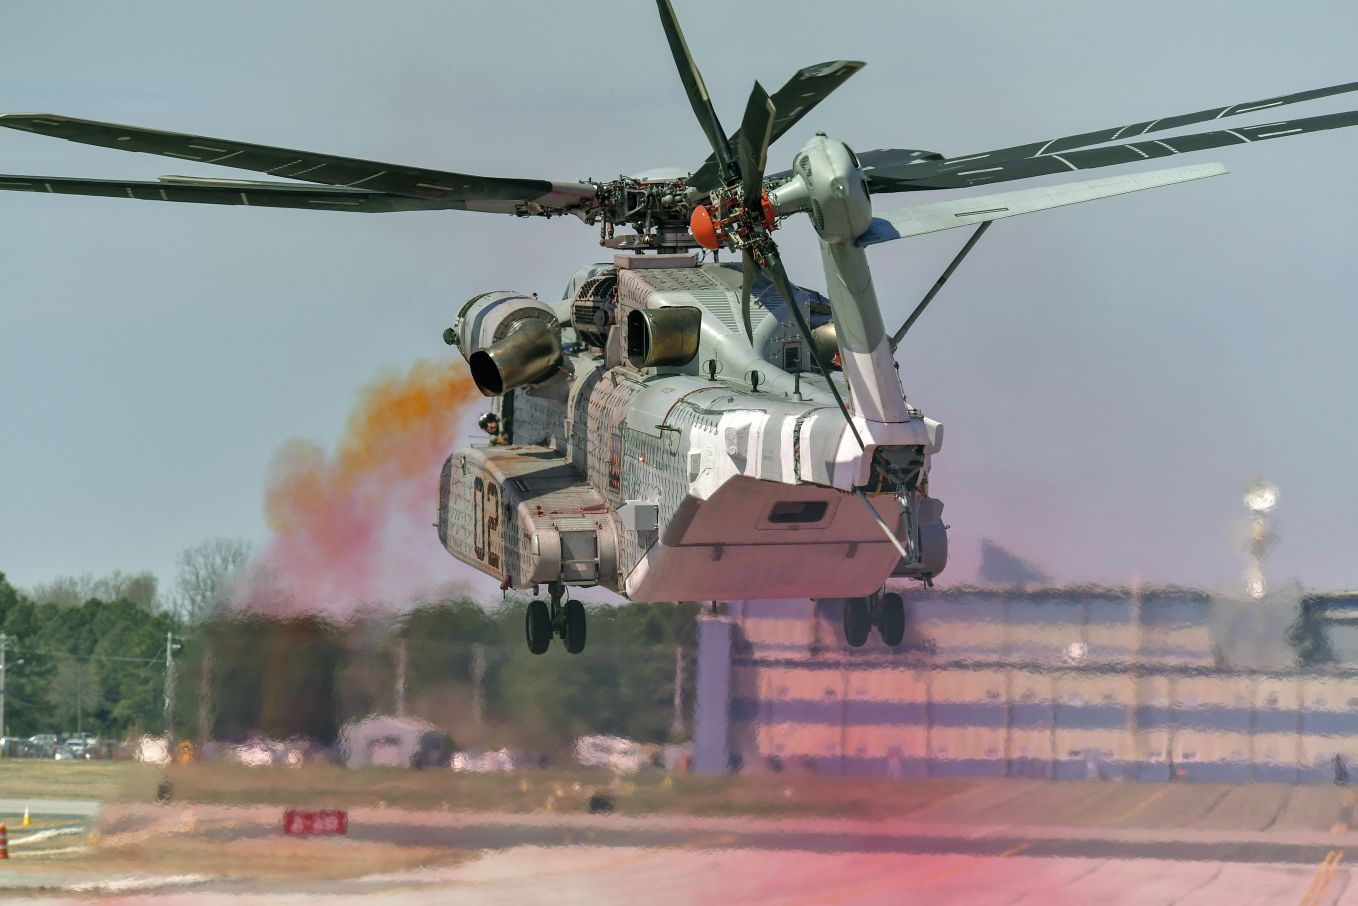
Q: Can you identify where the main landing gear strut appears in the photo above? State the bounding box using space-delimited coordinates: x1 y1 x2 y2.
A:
843 592 905 648
525 582 586 655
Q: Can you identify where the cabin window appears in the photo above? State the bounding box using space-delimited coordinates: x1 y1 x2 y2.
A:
768 500 828 524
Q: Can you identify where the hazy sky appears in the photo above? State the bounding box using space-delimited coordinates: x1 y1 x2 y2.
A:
1 0 1356 601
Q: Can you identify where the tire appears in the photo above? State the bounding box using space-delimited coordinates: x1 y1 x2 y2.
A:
843 597 871 648
525 600 552 655
879 592 906 647
564 599 587 654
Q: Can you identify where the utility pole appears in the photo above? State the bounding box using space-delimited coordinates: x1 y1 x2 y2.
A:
394 640 407 717
163 631 181 744
471 643 486 725
671 645 685 739
0 634 11 741
198 647 216 746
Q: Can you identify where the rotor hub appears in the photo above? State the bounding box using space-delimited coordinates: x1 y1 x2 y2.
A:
687 190 777 251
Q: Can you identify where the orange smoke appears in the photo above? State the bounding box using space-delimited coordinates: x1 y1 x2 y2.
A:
242 358 482 614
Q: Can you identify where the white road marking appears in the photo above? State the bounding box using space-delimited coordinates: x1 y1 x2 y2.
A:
1237 99 1285 114
1258 127 1303 138
1225 130 1251 143
1049 154 1078 171
1152 140 1178 153
1124 144 1150 159
9 826 83 846
66 874 210 893
957 167 1002 176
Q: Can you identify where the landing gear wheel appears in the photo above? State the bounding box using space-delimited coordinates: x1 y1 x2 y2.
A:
564 599 587 654
878 592 905 647
525 600 551 655
843 597 871 648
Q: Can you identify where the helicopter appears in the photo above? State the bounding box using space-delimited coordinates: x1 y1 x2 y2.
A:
1 4 1354 655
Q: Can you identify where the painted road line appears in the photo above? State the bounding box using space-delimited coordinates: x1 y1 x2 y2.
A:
1112 786 1172 825
8 826 84 847
1298 848 1342 906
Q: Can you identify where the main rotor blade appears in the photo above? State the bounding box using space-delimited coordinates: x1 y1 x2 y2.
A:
689 60 865 192
737 82 776 208
765 147 943 183
0 174 456 212
882 80 1358 185
655 0 736 185
763 249 864 451
0 114 596 211
865 109 1358 192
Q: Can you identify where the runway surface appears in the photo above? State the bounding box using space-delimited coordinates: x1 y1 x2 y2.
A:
3 780 1356 903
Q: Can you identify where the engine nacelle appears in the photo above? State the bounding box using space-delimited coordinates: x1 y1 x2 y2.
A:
446 291 563 396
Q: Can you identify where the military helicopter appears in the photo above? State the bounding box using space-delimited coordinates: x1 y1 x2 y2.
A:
1 3 1354 655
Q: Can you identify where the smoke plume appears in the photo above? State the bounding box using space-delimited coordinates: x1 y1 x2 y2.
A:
238 358 480 615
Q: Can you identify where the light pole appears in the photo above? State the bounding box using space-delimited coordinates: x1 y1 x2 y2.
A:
1243 480 1279 599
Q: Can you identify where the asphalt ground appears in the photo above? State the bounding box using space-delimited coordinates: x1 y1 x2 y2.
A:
1 781 1356 903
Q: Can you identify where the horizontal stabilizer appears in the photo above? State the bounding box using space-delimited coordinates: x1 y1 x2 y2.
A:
858 163 1228 247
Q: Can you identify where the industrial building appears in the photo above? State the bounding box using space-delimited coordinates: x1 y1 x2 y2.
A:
692 586 1358 783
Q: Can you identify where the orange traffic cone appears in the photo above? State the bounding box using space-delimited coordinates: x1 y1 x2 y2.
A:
0 823 8 859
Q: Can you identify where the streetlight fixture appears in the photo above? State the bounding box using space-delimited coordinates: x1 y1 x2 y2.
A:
1243 480 1279 600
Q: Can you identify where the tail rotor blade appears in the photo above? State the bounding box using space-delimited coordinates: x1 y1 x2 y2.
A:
655 0 736 183
741 249 758 343
737 82 777 207
688 61 865 193
764 250 864 451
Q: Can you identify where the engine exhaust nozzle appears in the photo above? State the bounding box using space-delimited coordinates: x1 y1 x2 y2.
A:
468 318 562 396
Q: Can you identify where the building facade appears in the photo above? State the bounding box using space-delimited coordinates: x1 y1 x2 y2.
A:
692 587 1358 783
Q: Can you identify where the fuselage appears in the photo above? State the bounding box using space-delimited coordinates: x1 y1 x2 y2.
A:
438 254 947 601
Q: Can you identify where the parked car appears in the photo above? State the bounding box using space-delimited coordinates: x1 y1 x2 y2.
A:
54 741 87 761
0 737 36 758
573 735 646 774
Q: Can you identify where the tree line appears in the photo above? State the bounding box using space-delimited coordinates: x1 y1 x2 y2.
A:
1 544 700 751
